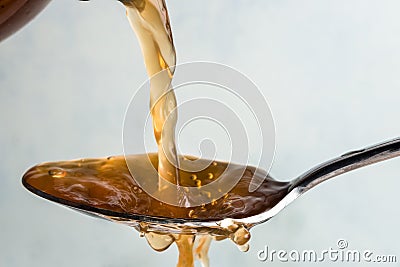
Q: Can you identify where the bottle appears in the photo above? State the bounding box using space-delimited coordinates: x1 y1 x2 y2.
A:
0 0 51 41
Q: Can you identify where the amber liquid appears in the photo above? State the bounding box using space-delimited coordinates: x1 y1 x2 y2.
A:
23 154 288 220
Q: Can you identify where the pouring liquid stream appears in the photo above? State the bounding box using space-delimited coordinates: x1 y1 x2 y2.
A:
125 1 195 265
123 2 213 264
124 0 181 196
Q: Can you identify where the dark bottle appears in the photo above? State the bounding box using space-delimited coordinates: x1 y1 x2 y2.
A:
0 0 51 41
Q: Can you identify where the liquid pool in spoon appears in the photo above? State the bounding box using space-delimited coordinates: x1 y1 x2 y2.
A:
23 154 289 266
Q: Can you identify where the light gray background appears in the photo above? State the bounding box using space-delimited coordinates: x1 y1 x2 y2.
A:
1 0 399 266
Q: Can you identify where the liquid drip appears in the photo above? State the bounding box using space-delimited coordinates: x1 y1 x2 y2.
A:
194 235 212 267
174 234 195 267
144 232 174 252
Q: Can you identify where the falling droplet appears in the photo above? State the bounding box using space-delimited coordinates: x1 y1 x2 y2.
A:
145 232 175 252
48 168 66 178
237 243 249 252
230 226 251 246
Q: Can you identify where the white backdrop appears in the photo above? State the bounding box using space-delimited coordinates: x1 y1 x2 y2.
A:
0 0 399 266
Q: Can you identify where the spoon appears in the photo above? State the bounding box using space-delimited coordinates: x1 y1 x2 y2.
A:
22 137 400 235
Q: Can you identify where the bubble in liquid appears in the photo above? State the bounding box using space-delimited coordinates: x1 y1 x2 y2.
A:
48 168 66 178
188 209 198 219
195 180 202 187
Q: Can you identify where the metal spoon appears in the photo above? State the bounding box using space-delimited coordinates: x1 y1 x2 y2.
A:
22 137 400 235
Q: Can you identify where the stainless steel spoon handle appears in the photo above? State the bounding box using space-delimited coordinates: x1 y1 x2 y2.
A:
289 137 400 192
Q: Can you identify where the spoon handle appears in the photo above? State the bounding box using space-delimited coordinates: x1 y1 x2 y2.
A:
289 137 400 192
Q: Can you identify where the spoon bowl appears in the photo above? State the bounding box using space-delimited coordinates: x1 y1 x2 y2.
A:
22 137 400 235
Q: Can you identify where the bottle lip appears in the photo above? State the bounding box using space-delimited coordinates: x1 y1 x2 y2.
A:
0 0 51 42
